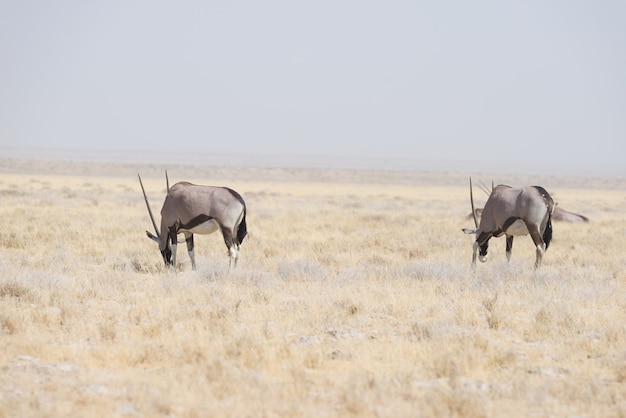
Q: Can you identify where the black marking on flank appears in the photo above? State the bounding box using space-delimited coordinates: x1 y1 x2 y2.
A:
178 214 213 231
502 217 521 231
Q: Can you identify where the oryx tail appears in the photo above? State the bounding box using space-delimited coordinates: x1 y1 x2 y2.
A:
534 185 553 250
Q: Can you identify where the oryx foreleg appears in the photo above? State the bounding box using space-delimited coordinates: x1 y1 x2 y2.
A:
506 235 514 264
185 233 196 271
169 226 178 267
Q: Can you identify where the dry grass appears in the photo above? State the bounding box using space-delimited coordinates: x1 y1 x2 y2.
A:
1 160 625 417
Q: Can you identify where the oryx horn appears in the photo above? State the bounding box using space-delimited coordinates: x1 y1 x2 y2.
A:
478 180 492 197
470 177 478 229
138 174 160 238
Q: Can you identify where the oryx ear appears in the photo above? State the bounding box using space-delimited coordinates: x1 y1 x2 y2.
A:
146 231 159 242
462 228 478 235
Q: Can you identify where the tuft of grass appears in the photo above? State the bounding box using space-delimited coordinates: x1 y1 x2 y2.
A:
0 231 26 249
483 292 502 330
0 281 31 300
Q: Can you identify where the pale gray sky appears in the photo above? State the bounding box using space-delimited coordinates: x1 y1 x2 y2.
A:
1 1 624 176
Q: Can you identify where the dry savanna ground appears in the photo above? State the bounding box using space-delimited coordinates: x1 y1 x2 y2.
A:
1 159 625 417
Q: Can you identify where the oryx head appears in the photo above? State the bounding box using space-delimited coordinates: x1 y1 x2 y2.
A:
138 172 174 266
462 177 490 263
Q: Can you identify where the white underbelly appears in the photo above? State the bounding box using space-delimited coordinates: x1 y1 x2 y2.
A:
180 219 220 235
505 219 529 236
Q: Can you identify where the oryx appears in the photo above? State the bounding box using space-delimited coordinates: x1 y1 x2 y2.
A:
138 172 247 270
462 178 554 268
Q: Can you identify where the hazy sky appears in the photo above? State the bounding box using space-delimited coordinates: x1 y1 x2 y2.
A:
1 1 624 175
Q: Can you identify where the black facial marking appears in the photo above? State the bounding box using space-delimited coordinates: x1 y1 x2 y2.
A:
162 248 172 265
160 228 176 266
476 232 490 257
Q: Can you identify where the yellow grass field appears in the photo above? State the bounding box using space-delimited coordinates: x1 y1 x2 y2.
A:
1 159 625 417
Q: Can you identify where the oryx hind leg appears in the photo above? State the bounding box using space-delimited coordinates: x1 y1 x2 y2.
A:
221 227 240 269
229 244 240 269
527 225 546 269
506 236 514 264
185 233 196 271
